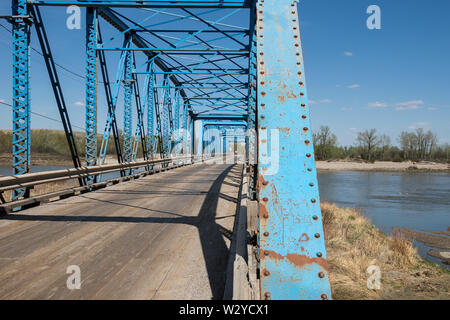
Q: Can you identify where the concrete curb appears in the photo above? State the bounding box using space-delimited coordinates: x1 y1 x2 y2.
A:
223 166 257 300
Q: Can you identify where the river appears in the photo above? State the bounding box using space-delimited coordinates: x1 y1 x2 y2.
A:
317 171 450 267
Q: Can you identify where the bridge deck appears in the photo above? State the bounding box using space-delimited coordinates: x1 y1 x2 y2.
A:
0 163 242 299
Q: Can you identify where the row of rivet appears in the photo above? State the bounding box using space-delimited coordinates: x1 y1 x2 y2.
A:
259 1 328 301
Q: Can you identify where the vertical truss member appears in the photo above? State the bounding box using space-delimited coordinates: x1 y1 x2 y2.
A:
122 34 133 163
247 0 258 200
131 53 148 163
181 101 189 157
98 35 129 165
85 7 98 183
32 5 85 186
256 0 332 300
173 89 182 159
144 62 156 158
98 25 124 172
161 74 173 160
11 0 31 200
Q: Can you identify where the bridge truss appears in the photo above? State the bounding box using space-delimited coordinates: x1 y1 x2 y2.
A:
5 0 331 300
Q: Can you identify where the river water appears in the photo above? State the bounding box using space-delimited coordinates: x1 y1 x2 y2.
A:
1 166 449 266
317 171 450 267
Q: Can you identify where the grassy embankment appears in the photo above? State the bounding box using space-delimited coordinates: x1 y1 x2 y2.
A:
0 129 119 166
322 202 450 300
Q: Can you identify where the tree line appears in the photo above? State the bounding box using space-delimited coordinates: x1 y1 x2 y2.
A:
312 126 449 162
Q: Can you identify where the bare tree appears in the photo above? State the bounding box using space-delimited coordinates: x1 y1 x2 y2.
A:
312 126 338 160
356 128 379 162
379 134 391 160
399 129 438 161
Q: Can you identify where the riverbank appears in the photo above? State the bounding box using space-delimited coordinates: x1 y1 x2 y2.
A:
0 154 122 168
0 153 74 167
317 160 449 172
322 202 450 300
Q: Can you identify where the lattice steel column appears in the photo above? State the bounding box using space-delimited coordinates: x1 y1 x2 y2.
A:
85 7 98 178
162 75 171 158
256 0 332 300
145 63 155 157
11 0 31 200
122 35 133 163
181 102 189 156
173 90 181 159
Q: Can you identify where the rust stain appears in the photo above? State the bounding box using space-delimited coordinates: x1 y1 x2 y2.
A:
278 96 285 103
265 250 329 271
277 127 290 134
259 201 269 219
298 233 309 242
257 174 269 190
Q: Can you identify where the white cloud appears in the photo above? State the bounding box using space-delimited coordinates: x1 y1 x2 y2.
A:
368 102 388 108
427 107 438 111
408 122 431 129
344 51 353 56
396 105 421 111
73 101 85 107
396 100 424 106
394 100 424 111
309 99 332 105
347 84 360 89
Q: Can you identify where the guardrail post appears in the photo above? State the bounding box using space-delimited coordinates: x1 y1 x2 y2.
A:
256 0 332 300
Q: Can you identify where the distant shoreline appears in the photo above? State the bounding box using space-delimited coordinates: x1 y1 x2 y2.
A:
1 154 449 173
316 160 449 173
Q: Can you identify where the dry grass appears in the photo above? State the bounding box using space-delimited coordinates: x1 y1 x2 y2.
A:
322 202 450 300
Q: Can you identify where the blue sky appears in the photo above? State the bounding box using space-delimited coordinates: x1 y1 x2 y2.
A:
0 0 449 146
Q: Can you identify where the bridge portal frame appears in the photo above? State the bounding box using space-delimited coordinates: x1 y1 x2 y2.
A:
7 0 331 300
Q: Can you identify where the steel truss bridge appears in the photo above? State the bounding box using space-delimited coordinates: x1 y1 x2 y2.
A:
0 0 331 300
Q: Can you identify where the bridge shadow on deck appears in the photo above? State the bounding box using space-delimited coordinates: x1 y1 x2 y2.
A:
0 164 240 300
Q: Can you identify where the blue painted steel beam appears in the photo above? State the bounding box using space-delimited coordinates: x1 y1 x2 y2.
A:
256 0 332 300
144 63 156 157
32 1 252 8
96 7 190 102
247 0 257 199
161 75 171 158
122 34 133 163
11 0 31 200
85 7 98 182
98 36 128 164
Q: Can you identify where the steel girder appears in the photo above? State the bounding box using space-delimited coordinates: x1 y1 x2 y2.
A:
256 0 332 300
85 7 98 182
11 0 31 200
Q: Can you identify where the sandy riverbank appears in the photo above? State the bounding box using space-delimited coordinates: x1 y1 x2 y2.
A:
317 160 449 172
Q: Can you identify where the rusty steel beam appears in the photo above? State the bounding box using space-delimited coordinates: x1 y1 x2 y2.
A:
256 0 332 300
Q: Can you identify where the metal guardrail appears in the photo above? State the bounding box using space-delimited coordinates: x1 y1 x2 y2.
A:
0 153 233 213
0 156 192 192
